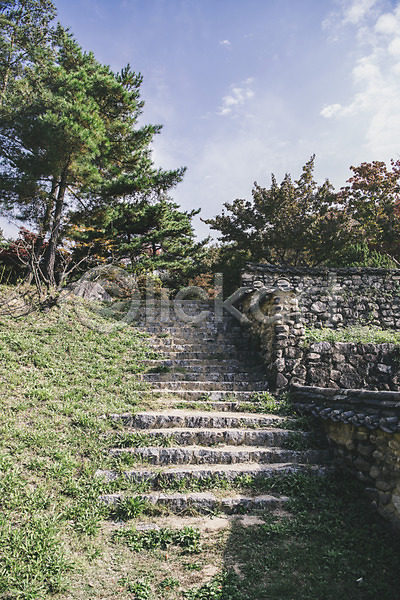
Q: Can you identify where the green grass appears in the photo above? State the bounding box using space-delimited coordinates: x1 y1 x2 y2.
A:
0 295 158 598
1 291 400 599
114 525 201 554
305 325 400 345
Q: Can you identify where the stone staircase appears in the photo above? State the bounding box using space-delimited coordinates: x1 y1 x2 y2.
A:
98 301 330 517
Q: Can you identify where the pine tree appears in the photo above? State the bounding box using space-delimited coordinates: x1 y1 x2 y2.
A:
0 3 185 285
0 0 57 103
70 196 207 288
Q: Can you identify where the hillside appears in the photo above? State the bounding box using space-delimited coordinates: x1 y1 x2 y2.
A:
0 295 400 600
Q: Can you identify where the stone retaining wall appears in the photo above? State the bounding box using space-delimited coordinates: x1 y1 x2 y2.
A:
300 342 399 390
292 385 400 529
240 265 400 391
242 264 400 330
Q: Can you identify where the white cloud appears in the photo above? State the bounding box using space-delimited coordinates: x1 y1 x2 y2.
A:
375 9 400 35
218 78 254 116
322 0 380 41
321 103 344 118
219 39 231 48
321 1 400 156
342 0 380 25
388 36 400 55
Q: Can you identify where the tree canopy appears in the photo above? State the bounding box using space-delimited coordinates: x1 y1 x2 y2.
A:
205 156 347 268
0 0 189 286
338 160 400 265
204 156 400 291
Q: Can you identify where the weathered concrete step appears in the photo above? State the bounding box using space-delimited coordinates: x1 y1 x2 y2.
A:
141 372 266 383
109 445 326 466
110 427 305 447
147 336 251 345
108 410 282 429
135 326 247 335
142 359 265 372
144 336 249 346
148 381 268 391
147 390 269 401
100 491 289 515
96 462 329 484
155 351 255 360
163 400 263 412
145 342 253 353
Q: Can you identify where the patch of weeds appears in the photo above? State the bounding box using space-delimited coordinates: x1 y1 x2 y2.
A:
63 483 109 536
206 353 224 361
277 413 315 431
146 364 171 374
111 496 150 520
248 391 293 415
70 412 100 430
110 431 175 448
158 576 180 591
282 431 313 450
183 571 241 600
120 578 152 599
114 525 201 554
157 474 232 493
111 451 152 468
184 561 202 571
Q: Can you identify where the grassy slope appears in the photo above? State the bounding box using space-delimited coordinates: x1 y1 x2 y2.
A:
0 297 400 599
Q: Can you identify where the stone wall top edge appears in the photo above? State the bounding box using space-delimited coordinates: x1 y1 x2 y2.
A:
291 384 400 431
243 263 400 276
291 383 400 400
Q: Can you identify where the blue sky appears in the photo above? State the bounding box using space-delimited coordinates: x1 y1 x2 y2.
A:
2 0 400 239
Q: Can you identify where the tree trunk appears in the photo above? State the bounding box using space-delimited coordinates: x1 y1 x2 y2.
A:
0 31 15 105
34 179 56 262
44 170 68 286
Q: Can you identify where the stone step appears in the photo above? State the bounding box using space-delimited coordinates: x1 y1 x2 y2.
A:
146 381 268 391
141 372 266 383
109 445 326 466
138 333 249 343
135 326 247 335
154 351 255 360
96 462 329 485
146 338 251 347
100 491 290 515
108 410 282 430
147 390 268 401
109 427 304 447
162 400 262 412
142 359 265 372
145 342 253 353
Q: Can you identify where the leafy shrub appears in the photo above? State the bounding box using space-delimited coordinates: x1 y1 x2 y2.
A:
330 242 397 268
